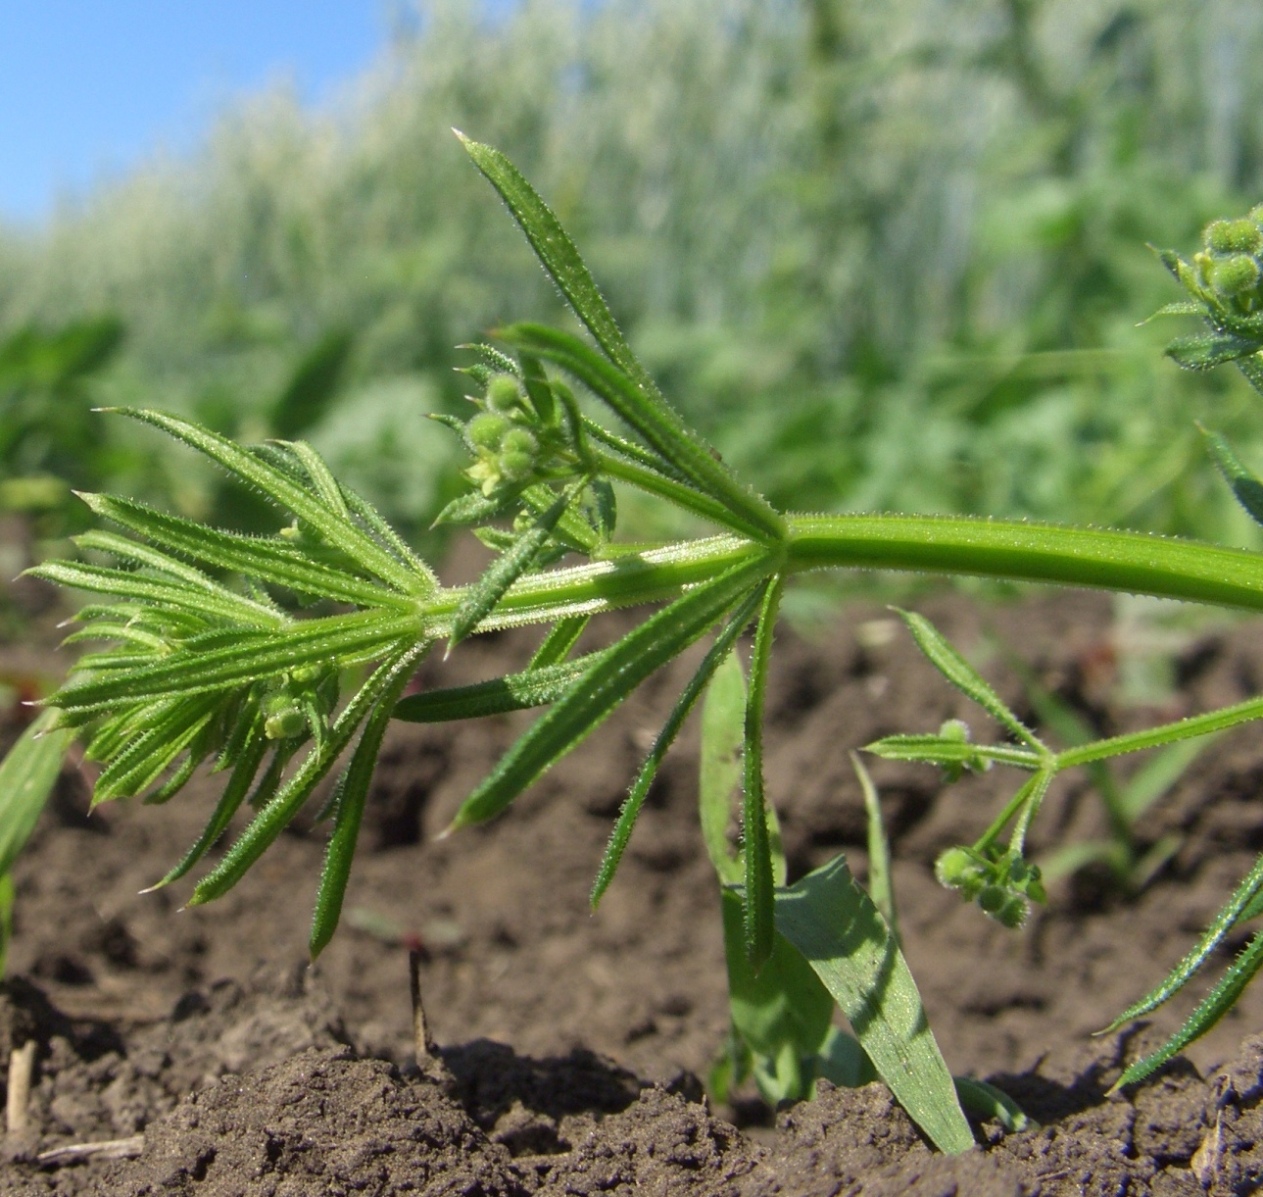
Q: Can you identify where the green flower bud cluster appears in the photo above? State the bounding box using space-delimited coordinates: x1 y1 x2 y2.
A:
935 845 1046 929
462 373 572 497
261 665 339 742
1192 213 1263 312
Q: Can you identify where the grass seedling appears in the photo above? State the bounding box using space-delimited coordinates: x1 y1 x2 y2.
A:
14 137 1263 1147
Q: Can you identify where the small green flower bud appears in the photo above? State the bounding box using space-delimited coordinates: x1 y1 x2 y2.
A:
467 412 510 451
993 895 1028 929
1206 218 1263 255
499 427 538 457
498 451 536 482
486 373 524 415
977 884 1008 915
1210 254 1261 297
935 846 977 888
265 705 307 740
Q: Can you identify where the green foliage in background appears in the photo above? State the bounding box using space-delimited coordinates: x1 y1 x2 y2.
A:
7 0 1263 544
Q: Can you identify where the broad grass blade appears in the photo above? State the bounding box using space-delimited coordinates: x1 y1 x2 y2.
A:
719 887 836 1105
446 554 770 832
0 712 73 878
699 643 750 887
773 854 974 1154
854 753 898 941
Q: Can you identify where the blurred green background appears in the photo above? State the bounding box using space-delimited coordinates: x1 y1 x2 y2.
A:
3 0 1263 558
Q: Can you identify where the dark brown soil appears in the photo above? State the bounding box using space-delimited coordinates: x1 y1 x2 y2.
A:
4 577 1263 1194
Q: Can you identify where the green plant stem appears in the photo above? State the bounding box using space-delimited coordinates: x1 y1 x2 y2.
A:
433 513 1263 637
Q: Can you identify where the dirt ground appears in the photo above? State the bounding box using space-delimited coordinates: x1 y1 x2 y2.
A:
5 568 1263 1194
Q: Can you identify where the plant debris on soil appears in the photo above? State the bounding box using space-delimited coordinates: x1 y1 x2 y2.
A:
6 570 1263 1195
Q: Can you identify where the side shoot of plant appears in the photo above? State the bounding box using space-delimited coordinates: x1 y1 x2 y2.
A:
9 138 1263 1146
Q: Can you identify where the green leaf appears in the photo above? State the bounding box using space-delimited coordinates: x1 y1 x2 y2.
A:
0 711 74 878
854 753 898 941
189 644 427 906
893 609 1042 750
742 577 783 973
773 854 974 1154
1165 332 1261 371
1113 929 1263 1091
699 643 750 887
954 1078 1032 1132
1103 851 1263 1033
29 559 283 630
499 322 784 544
528 615 590 669
50 609 420 714
591 587 762 907
309 655 417 958
457 133 649 391
393 652 607 724
79 493 414 609
448 482 581 649
104 409 433 595
719 887 836 1106
446 553 772 832
1202 427 1263 528
142 724 270 891
865 732 1039 771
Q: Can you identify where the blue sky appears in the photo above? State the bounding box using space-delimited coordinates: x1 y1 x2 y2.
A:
0 1 516 227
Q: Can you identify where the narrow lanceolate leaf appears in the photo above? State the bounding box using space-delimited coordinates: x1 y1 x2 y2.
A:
446 553 772 833
894 609 1042 750
104 409 429 595
743 577 784 973
499 323 784 544
773 855 974 1154
310 656 417 958
865 733 1039 771
29 560 283 630
1201 428 1263 528
287 440 351 518
0 711 74 877
74 529 281 618
393 651 608 724
79 493 413 609
189 644 427 906
457 133 648 390
1166 332 1261 371
1102 851 1263 1033
92 694 219 803
51 609 420 714
1113 930 1263 1091
591 587 763 908
448 483 580 649
528 616 590 669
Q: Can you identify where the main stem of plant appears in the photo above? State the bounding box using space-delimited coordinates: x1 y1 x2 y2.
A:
427 512 1263 638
